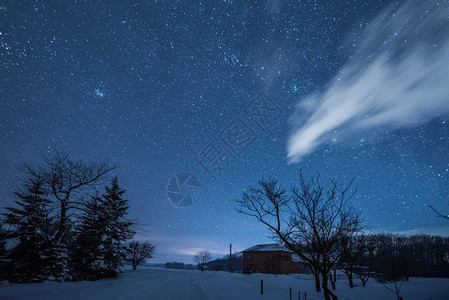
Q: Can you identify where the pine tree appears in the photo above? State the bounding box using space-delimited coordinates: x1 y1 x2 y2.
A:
0 222 8 281
3 178 55 282
73 177 134 280
0 223 6 257
101 176 134 276
72 195 105 280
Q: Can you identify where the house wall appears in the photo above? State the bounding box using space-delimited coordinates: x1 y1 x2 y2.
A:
242 251 303 275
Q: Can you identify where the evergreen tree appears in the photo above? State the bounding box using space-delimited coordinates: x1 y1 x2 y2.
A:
72 195 104 280
3 178 55 282
0 222 8 281
0 223 6 257
73 177 134 280
101 177 134 275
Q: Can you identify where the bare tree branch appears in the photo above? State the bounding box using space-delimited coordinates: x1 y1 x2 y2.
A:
429 205 449 220
236 170 362 300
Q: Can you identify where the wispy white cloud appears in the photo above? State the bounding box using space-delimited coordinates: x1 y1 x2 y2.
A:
288 0 449 161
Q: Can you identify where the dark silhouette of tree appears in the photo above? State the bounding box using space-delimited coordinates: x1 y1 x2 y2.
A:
0 152 141 283
329 267 337 290
377 239 404 300
207 252 242 272
193 249 211 272
356 235 375 287
361 234 449 279
0 222 7 281
22 151 116 245
236 171 362 300
339 234 370 288
429 205 449 221
128 240 156 270
3 177 59 282
101 177 135 273
72 177 134 280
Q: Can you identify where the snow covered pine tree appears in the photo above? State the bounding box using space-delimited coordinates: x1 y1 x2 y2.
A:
72 177 134 280
3 178 61 282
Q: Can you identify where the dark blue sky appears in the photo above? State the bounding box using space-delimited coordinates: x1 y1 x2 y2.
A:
1 0 448 263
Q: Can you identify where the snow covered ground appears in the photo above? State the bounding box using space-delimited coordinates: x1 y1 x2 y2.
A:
1 267 448 300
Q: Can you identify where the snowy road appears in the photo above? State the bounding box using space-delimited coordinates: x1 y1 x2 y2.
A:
0 268 207 300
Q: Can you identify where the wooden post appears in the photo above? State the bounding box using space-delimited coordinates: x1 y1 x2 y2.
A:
298 291 300 300
261 280 263 295
304 292 307 300
229 244 232 273
289 287 292 300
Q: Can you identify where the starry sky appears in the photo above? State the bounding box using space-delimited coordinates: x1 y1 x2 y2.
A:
1 0 448 263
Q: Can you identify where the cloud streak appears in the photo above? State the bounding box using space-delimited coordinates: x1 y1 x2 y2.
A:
288 0 449 162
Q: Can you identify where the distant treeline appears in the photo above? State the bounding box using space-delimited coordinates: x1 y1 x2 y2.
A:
165 262 195 269
360 234 449 279
206 253 243 272
164 253 243 272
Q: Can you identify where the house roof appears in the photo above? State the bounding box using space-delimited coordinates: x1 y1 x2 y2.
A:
242 244 294 253
242 244 308 263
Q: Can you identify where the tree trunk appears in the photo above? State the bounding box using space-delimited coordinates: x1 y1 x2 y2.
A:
348 271 354 288
361 276 367 287
54 203 67 243
322 272 331 300
322 272 338 300
132 254 137 271
329 270 336 290
314 273 321 292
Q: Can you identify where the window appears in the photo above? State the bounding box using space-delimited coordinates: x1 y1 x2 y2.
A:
268 253 273 260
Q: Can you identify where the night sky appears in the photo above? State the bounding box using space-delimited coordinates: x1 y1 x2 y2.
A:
1 0 448 263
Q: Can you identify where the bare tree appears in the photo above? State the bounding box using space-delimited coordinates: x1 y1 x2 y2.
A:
429 205 449 221
193 249 211 272
339 234 370 288
383 280 402 300
328 266 337 290
21 151 116 243
236 178 324 284
290 172 362 300
236 171 362 300
377 235 405 300
128 241 156 270
379 273 403 300
356 235 375 287
358 266 371 287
